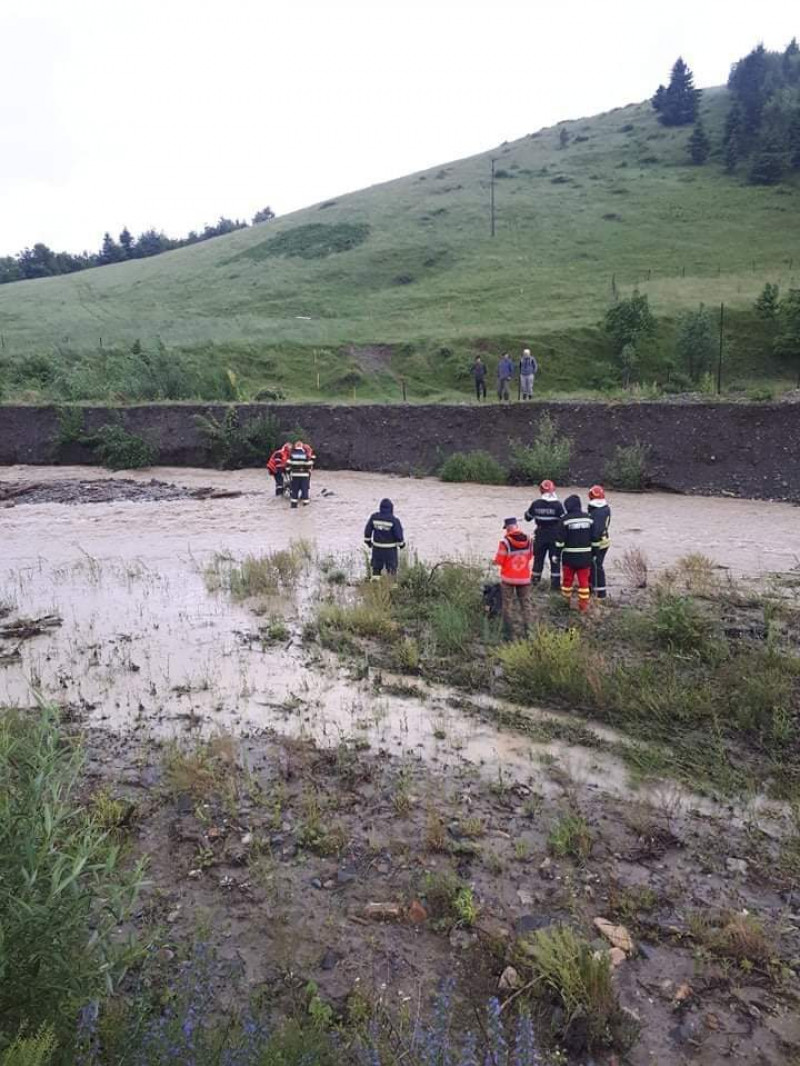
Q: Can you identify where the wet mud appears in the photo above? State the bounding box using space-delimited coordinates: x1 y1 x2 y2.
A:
0 475 243 506
2 466 800 1064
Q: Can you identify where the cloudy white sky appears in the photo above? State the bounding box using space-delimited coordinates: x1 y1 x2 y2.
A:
0 0 796 256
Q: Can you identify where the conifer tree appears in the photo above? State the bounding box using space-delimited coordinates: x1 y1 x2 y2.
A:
749 133 784 185
119 228 134 258
654 57 700 126
723 105 744 172
99 232 122 264
687 119 710 164
789 109 800 170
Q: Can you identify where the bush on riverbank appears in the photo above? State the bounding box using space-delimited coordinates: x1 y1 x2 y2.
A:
438 449 507 484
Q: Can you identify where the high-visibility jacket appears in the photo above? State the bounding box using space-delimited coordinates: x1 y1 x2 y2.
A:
555 509 594 567
364 500 405 549
287 446 313 478
589 501 611 551
266 448 287 475
524 494 565 545
494 530 533 585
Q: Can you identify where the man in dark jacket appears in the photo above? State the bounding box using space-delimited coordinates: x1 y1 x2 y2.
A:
588 484 611 599
524 478 565 591
555 494 593 612
364 498 405 578
470 356 487 401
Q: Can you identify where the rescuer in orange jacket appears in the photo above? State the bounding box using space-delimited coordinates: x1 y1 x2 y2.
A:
493 517 534 639
266 442 291 496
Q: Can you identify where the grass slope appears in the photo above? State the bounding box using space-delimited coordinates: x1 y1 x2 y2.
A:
1 86 798 402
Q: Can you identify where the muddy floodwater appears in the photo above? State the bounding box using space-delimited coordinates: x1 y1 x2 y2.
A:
0 465 796 821
4 466 800 1065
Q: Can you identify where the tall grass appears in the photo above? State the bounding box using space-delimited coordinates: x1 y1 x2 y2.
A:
497 627 589 704
0 708 145 1044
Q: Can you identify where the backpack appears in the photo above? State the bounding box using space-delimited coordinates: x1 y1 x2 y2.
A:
521 354 538 375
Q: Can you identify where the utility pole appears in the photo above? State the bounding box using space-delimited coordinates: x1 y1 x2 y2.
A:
490 158 496 238
717 302 724 395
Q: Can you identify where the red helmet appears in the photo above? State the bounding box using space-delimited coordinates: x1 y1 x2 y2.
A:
588 484 605 500
539 479 555 494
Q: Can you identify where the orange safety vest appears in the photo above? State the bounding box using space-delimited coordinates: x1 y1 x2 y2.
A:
494 530 533 585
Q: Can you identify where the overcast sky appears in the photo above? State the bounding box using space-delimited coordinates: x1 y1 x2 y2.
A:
0 0 796 256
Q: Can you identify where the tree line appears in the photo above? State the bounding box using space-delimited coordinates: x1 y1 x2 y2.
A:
652 39 800 182
0 206 276 286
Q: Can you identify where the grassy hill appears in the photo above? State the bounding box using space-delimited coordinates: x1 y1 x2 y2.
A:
1 86 798 404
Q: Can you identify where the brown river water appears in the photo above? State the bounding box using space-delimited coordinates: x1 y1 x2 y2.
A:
1 466 797 830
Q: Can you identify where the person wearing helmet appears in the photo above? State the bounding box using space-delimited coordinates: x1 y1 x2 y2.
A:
364 498 406 578
266 442 291 497
493 517 534 639
555 495 593 613
523 479 565 591
588 485 611 599
287 440 314 508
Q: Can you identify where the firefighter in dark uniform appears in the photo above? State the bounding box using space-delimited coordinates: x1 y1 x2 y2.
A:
555 494 594 612
523 479 565 591
287 440 315 508
588 484 611 599
364 498 405 578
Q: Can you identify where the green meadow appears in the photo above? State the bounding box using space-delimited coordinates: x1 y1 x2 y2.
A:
1 86 798 402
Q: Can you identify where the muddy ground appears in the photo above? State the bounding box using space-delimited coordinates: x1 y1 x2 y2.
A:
2 466 800 1064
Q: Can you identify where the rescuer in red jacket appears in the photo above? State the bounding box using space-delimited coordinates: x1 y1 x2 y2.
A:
493 517 534 639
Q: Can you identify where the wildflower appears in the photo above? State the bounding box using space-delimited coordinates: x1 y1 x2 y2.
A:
484 998 508 1066
512 1012 541 1066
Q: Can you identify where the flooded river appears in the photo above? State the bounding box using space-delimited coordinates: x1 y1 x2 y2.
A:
0 466 796 827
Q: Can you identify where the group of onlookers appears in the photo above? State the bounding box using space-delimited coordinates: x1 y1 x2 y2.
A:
470 349 539 402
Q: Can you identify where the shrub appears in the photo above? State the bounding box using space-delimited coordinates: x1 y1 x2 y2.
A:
498 627 589 704
81 423 158 469
526 925 633 1052
650 592 717 656
603 441 651 489
0 708 145 1043
195 410 306 469
439 450 506 484
509 414 572 484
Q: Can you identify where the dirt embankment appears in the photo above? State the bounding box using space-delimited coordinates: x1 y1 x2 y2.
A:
0 402 798 501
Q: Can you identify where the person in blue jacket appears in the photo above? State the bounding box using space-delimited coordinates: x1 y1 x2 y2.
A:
364 498 406 578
